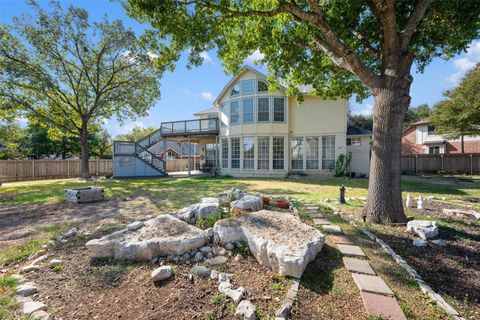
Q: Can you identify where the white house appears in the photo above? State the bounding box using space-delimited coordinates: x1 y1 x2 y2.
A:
112 66 371 178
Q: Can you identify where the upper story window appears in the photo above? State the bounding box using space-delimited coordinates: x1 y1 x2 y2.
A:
230 84 240 96
427 125 436 135
220 103 228 127
257 80 268 92
273 97 285 122
243 98 254 123
230 101 240 125
241 80 254 94
347 137 361 146
257 97 270 122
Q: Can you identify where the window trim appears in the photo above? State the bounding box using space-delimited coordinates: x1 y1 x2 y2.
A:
273 97 285 123
306 136 320 170
273 136 285 170
243 136 255 170
257 136 270 171
290 137 304 170
257 96 270 123
221 138 229 169
241 80 255 95
242 98 254 124
230 137 240 169
230 100 240 125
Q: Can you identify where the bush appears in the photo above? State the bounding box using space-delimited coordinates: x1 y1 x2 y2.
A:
335 153 352 177
196 211 226 230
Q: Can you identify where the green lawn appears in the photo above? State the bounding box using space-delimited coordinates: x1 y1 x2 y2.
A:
1 175 479 208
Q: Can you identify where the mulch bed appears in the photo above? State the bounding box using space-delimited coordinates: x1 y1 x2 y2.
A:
370 200 480 319
24 245 287 320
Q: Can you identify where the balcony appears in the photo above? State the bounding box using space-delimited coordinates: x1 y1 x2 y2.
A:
160 118 219 137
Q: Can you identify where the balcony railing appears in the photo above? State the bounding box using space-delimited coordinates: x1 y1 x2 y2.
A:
160 118 219 136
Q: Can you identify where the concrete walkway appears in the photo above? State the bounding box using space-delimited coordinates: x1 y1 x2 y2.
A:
304 203 407 320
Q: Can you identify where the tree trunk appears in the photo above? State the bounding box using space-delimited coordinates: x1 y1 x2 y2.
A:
80 123 90 179
363 78 411 224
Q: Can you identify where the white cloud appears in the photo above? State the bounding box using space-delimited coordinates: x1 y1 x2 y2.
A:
184 89 199 99
352 104 374 116
201 91 214 101
244 50 264 65
445 41 480 86
200 51 213 64
15 116 28 123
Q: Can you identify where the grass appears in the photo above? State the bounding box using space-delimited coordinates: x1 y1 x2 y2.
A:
52 262 65 273
0 276 20 320
209 294 224 305
0 222 69 265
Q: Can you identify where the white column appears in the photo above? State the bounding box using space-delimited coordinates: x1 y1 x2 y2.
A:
188 137 191 176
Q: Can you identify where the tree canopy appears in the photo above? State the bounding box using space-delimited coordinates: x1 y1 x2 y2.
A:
115 125 158 142
0 0 161 177
430 63 480 139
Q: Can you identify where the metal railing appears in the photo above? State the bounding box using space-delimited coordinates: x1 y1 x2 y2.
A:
137 128 162 148
160 118 219 136
113 141 166 173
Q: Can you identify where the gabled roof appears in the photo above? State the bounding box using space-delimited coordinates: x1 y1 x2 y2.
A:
347 125 372 137
149 141 200 156
410 118 430 126
194 106 218 116
213 65 286 105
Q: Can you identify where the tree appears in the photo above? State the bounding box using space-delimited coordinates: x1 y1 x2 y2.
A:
126 0 480 223
404 103 430 128
0 122 29 159
0 1 161 178
90 128 113 159
349 114 373 132
115 125 157 142
430 63 480 143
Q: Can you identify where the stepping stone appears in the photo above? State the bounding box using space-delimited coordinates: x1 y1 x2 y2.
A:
312 218 331 225
352 274 394 296
23 301 47 315
305 206 318 211
330 235 354 245
343 257 376 275
360 291 407 320
337 244 366 257
322 225 342 234
307 213 324 219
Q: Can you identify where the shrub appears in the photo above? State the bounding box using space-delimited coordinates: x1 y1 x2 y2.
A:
335 153 352 177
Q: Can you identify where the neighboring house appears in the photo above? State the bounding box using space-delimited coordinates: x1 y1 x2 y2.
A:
402 119 480 155
112 66 372 177
149 141 200 160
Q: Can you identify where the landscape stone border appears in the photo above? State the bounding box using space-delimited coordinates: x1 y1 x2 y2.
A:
326 203 464 320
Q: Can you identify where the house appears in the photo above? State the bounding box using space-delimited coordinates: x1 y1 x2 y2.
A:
112 66 372 177
402 119 480 155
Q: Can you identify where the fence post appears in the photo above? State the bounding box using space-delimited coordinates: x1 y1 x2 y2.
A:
96 158 99 176
67 160 70 178
470 154 473 176
414 155 418 175
32 159 35 181
441 154 444 173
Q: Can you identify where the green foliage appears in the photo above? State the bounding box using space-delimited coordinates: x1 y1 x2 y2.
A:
348 114 373 132
232 239 250 256
404 104 431 128
115 126 157 142
0 122 30 159
0 277 19 289
271 282 282 291
0 276 19 320
52 263 65 273
196 212 224 230
209 294 224 305
334 153 352 177
0 0 161 174
431 63 480 138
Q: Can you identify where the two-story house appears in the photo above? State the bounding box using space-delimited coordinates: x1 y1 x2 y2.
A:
112 66 371 178
402 119 480 155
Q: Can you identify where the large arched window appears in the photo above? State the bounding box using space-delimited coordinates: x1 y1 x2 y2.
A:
257 80 268 92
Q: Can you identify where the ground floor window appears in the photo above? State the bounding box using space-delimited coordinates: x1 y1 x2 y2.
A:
243 136 255 169
221 138 228 168
273 137 284 170
257 137 269 170
231 138 240 169
322 135 335 170
428 146 440 154
306 137 319 169
205 144 217 167
291 137 304 170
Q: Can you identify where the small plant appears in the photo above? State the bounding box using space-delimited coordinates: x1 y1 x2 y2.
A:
196 212 223 230
52 263 65 273
209 294 224 305
0 276 19 289
232 239 250 256
334 152 352 177
271 282 282 291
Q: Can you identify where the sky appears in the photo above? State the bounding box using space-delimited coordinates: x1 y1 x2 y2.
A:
1 0 479 138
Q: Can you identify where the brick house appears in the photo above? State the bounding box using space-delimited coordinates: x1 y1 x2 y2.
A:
402 119 480 155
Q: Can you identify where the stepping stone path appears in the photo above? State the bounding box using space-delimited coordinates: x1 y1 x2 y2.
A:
303 202 406 320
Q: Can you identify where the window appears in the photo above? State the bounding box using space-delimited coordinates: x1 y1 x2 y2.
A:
347 137 361 146
243 98 254 123
291 137 304 170
165 150 176 160
243 137 255 169
306 137 319 169
273 97 285 122
257 137 269 170
427 125 436 135
429 146 440 154
257 97 270 122
230 101 240 125
208 114 217 130
231 138 240 169
230 84 240 96
322 135 335 170
257 80 268 92
241 80 254 94
220 104 228 127
222 138 228 168
273 137 284 170
205 144 217 167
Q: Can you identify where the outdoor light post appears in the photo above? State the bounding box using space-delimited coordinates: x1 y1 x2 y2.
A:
339 184 346 204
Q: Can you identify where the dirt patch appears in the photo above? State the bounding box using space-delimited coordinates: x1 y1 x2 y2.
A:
22 246 287 319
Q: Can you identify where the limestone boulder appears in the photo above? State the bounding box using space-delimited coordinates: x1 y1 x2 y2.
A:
173 198 220 224
151 266 173 282
231 195 263 212
213 210 325 278
235 300 256 320
86 215 208 261
406 220 439 240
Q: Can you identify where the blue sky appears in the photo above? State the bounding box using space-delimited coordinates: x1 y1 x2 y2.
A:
1 0 479 138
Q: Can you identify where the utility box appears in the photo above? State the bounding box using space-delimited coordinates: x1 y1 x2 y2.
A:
66 186 104 203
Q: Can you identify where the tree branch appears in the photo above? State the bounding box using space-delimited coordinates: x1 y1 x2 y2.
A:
400 0 433 51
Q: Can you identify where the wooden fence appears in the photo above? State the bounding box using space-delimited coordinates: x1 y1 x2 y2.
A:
401 153 480 175
0 159 113 183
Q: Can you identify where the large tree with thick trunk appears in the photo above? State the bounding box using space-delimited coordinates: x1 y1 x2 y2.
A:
0 0 161 178
126 0 480 223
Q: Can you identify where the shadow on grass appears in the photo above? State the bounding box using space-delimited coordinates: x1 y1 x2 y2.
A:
300 244 343 294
